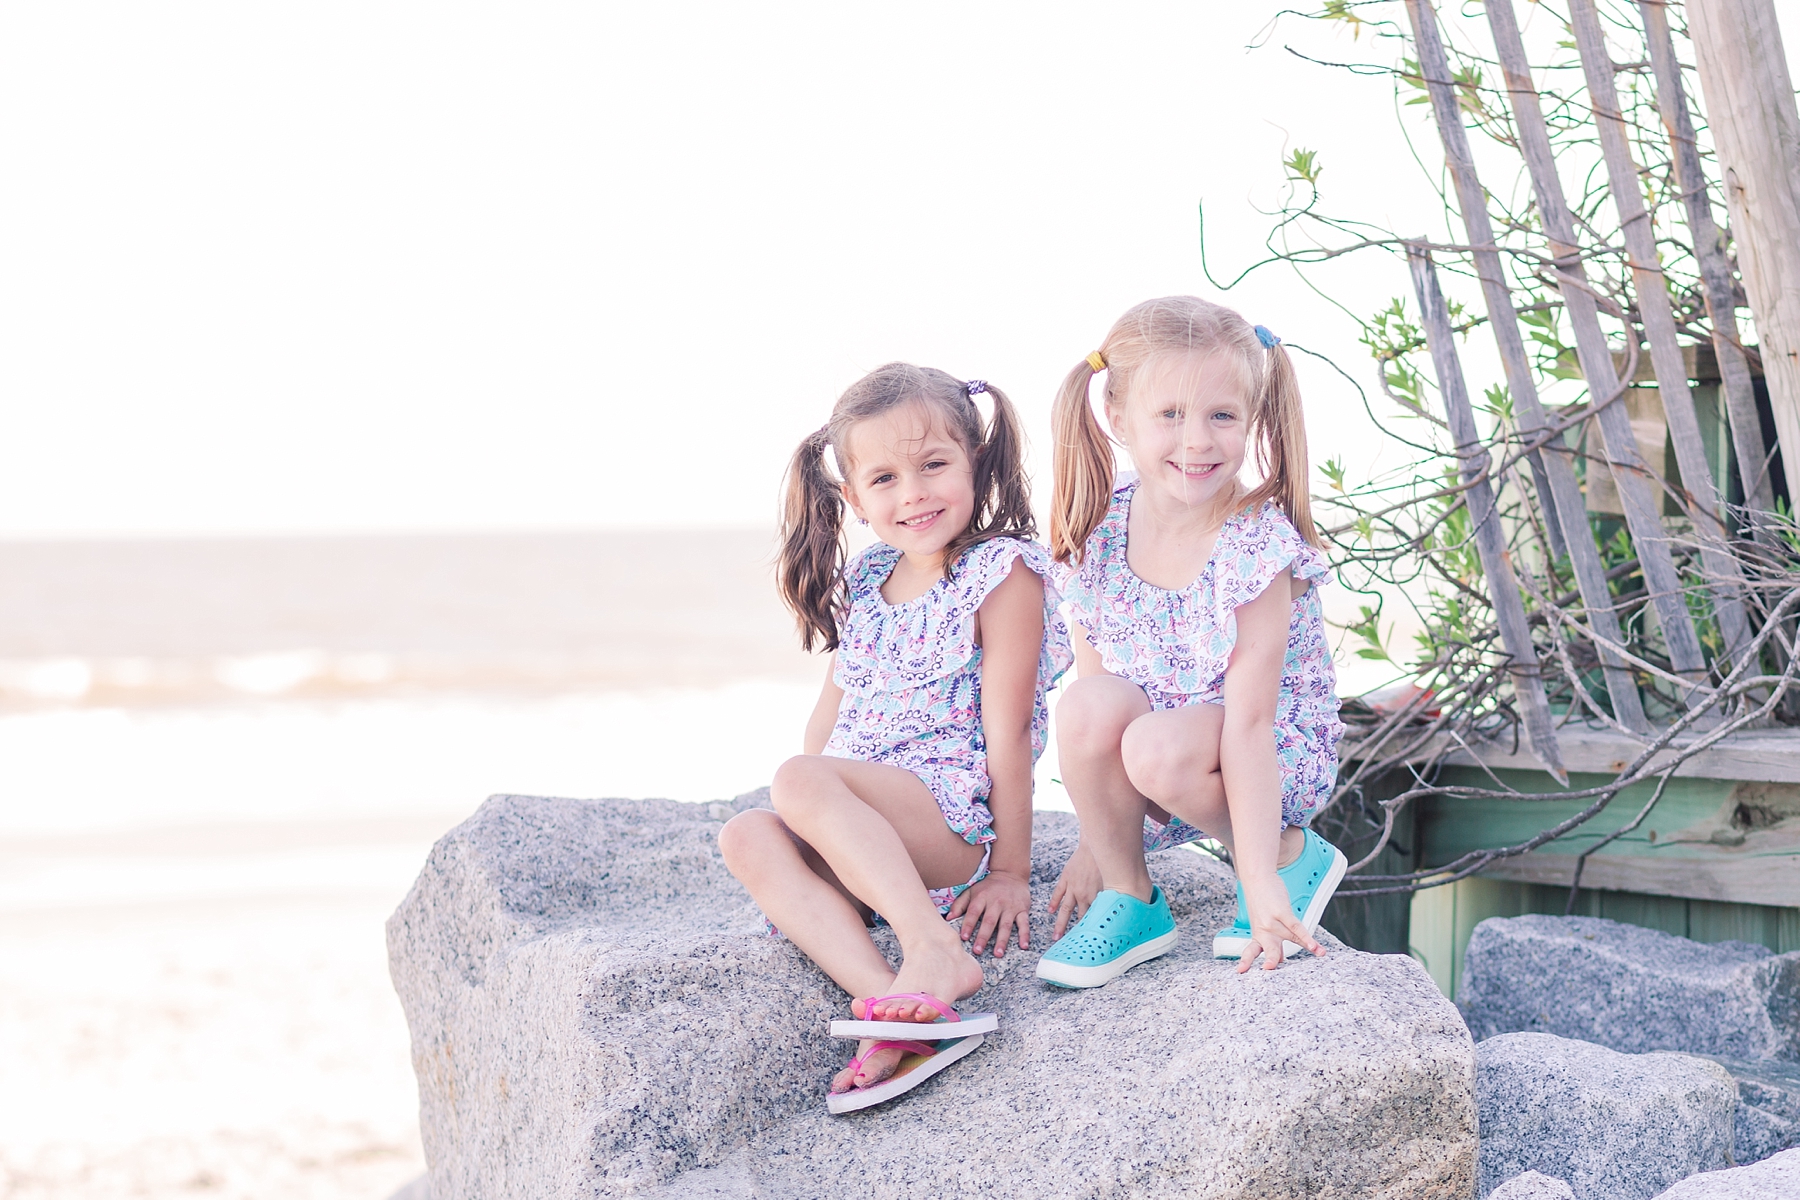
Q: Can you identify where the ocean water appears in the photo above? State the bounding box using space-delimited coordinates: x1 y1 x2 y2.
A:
0 529 846 1200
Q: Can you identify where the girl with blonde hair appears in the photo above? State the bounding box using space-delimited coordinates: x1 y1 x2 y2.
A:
1034 297 1347 987
721 363 1071 1111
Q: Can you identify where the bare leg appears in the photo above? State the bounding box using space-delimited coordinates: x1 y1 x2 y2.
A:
1121 702 1304 866
1055 675 1156 903
720 808 890 991
723 755 986 1092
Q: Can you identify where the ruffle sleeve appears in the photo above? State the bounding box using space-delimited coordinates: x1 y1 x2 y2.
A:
1207 501 1331 639
833 538 1072 694
987 539 1076 689
1054 482 1132 645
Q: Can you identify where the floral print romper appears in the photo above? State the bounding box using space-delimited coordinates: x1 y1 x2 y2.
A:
1056 481 1344 851
826 536 1073 911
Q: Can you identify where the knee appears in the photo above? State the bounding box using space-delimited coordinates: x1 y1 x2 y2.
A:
1121 718 1208 802
718 808 787 875
1056 677 1146 759
769 754 832 820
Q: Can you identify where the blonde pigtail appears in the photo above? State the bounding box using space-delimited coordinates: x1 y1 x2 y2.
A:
1245 342 1322 547
1049 357 1115 564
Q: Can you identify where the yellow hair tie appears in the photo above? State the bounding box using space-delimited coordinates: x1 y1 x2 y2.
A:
1086 351 1107 372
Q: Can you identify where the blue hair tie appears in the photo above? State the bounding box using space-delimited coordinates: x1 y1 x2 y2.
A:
965 379 988 397
1254 325 1281 349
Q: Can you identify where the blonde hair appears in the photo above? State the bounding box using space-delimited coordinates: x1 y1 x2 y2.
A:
1049 295 1318 562
778 363 1034 652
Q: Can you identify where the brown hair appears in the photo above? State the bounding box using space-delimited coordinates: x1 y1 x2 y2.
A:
1049 295 1318 562
777 363 1034 651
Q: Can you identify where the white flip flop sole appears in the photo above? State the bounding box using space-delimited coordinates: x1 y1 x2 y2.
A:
1034 927 1179 988
1212 845 1348 960
828 1011 997 1040
826 1034 985 1115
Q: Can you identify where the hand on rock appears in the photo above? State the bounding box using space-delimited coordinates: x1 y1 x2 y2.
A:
1235 872 1322 973
948 868 1031 957
1048 841 1101 941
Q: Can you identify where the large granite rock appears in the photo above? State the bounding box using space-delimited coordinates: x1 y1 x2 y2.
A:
1650 1146 1800 1198
1476 1032 1735 1199
1693 1054 1800 1165
388 793 1478 1200
1458 915 1800 1060
1486 1172 1574 1200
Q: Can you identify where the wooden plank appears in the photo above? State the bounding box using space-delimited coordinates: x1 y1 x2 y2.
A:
1478 848 1800 907
1482 0 1709 693
1417 763 1800 903
1688 0 1800 507
1412 0 1648 732
1409 245 1567 780
1641 0 1777 517
1580 385 1672 518
1420 723 1800 782
1617 343 1765 385
1570 0 1755 669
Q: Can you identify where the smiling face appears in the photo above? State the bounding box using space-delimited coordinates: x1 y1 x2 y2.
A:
839 400 977 565
1109 348 1251 512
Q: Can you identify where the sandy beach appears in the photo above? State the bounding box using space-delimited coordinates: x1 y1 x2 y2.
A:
0 529 827 1199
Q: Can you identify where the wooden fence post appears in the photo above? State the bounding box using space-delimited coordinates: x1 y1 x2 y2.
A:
1640 0 1776 520
1409 0 1650 732
1409 246 1567 781
1687 0 1800 507
1479 0 1710 695
1570 0 1754 672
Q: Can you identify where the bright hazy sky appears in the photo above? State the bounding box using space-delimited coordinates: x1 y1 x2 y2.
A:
2 2 1795 537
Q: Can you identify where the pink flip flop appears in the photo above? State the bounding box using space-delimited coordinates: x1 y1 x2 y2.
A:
825 1035 986 1114
828 991 998 1040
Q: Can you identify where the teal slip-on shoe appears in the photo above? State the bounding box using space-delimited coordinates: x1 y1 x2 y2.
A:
1212 828 1348 959
1036 886 1178 988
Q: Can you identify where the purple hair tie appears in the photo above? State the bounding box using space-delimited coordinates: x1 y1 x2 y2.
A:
965 379 988 397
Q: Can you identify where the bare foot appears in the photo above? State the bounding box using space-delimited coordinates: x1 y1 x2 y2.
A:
830 1038 903 1094
867 938 985 1024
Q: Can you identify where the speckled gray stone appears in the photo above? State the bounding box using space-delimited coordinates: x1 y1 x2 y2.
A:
1457 915 1800 1060
1649 1146 1800 1198
1691 1055 1800 1165
1486 1172 1574 1200
389 794 1477 1200
1476 1032 1735 1199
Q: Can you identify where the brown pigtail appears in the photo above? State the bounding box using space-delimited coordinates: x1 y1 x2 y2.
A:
1242 342 1322 547
944 381 1036 570
1049 358 1115 563
777 427 848 652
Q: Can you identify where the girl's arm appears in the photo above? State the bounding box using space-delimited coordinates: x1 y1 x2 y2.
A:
803 654 844 756
1048 618 1108 938
946 558 1042 958
1219 568 1323 970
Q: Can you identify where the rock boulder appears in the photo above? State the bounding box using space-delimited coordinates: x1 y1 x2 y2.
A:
388 794 1478 1200
1458 915 1800 1060
1475 1032 1735 1199
1487 1172 1574 1200
1692 1054 1800 1166
1648 1146 1800 1198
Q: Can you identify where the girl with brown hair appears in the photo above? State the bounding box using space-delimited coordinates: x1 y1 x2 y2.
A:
719 363 1071 1112
1034 297 1348 989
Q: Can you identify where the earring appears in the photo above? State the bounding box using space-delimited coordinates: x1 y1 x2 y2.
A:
856 517 869 527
